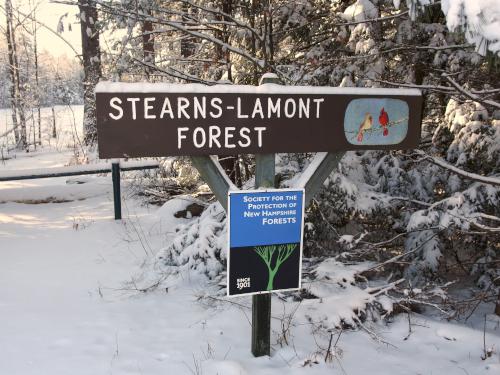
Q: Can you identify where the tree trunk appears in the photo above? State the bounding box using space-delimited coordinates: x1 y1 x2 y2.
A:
11 8 27 149
142 9 155 79
266 0 273 70
32 2 41 145
222 0 232 81
495 289 500 316
5 0 19 144
250 0 258 84
5 0 26 149
52 107 57 138
79 0 102 145
180 2 196 59
213 0 233 81
213 0 241 184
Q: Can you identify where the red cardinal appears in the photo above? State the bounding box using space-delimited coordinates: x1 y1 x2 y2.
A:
357 113 373 142
379 107 389 136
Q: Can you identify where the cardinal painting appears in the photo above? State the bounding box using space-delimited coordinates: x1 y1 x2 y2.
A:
356 113 373 142
379 107 389 136
344 98 409 146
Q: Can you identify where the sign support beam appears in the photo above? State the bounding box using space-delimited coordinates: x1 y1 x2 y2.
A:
191 150 345 358
296 152 346 206
250 74 280 358
251 153 276 357
190 155 236 210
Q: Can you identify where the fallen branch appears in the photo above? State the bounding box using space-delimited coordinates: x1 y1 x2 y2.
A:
366 278 406 297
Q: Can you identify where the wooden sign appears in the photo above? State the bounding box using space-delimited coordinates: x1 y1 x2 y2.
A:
95 82 422 157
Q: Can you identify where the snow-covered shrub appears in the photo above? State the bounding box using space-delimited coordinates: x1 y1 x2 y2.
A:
301 259 395 329
160 203 227 280
440 99 500 173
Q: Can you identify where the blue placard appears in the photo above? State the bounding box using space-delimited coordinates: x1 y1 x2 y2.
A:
230 190 303 247
228 189 304 296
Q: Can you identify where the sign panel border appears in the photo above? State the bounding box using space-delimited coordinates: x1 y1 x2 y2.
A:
227 188 306 297
96 83 423 158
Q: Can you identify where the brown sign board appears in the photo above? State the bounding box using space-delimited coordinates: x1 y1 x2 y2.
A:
95 82 422 158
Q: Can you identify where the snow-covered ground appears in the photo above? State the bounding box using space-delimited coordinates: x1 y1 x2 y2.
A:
0 107 499 374
1 105 85 153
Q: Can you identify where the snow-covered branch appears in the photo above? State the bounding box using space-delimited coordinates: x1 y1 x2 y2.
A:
442 74 500 110
132 58 218 84
414 150 500 187
174 0 264 43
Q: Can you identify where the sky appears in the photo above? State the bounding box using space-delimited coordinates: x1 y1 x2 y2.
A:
6 0 126 66
32 0 82 59
1 0 82 60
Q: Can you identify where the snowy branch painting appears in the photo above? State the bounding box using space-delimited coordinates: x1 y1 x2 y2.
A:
344 98 409 145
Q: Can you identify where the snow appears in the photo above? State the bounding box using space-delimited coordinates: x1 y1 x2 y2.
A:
2 182 499 375
159 201 227 280
0 179 110 203
441 0 500 53
0 160 159 180
261 72 279 80
96 81 422 96
1 107 499 374
342 0 379 22
259 72 280 85
405 0 500 54
156 196 198 219
120 160 160 170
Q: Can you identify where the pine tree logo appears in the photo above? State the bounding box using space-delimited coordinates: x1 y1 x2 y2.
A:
254 243 297 291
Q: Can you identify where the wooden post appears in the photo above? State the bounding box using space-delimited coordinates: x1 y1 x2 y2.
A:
251 154 275 357
111 162 121 220
251 73 280 357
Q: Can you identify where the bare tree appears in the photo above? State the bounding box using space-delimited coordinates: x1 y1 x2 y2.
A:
79 0 102 145
142 6 155 79
5 0 27 149
30 0 41 145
